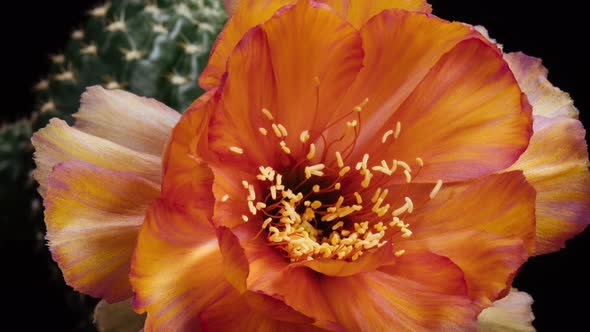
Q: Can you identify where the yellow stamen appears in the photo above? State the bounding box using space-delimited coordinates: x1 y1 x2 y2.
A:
259 127 268 136
335 151 344 168
300 130 310 143
381 129 394 144
307 143 316 160
430 180 443 199
261 108 274 121
229 146 244 154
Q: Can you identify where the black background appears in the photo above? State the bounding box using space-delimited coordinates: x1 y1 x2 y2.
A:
2 0 588 331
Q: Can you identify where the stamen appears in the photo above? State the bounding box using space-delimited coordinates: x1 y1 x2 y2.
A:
353 97 369 112
430 179 443 199
272 123 283 138
242 180 249 189
220 194 229 202
259 127 268 136
416 157 424 167
242 215 249 222
381 130 394 144
313 185 320 193
262 218 272 229
305 164 325 179
248 201 257 215
354 192 363 204
334 183 341 190
338 166 351 177
346 120 358 128
307 143 316 160
277 124 288 137
332 221 344 230
248 185 256 201
394 249 406 257
404 170 412 183
261 108 274 121
280 141 291 154
256 202 267 210
300 130 310 143
229 146 244 154
335 151 344 168
394 121 402 139
404 197 414 213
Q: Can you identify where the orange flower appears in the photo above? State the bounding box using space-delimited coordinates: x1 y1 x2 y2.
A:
32 1 588 331
127 1 556 330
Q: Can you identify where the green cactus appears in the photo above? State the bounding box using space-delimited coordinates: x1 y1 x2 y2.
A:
1 0 226 330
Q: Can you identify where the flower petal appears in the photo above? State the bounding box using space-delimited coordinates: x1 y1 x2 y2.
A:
200 0 295 89
507 116 590 254
407 171 536 253
130 200 229 331
477 289 535 332
32 119 161 196
202 0 432 89
405 230 528 306
208 1 364 161
322 0 431 28
93 299 146 332
45 161 158 302
199 289 322 331
75 86 180 156
319 268 477 331
331 10 531 182
505 52 578 118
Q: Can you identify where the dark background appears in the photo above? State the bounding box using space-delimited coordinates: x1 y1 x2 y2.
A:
2 0 588 331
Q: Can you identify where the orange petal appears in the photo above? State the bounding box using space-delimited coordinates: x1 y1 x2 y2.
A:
505 52 579 118
477 289 535 332
44 161 159 302
130 200 229 331
322 0 431 28
75 86 180 156
203 0 432 89
407 171 536 253
378 250 468 296
208 1 364 161
327 10 531 182
507 116 590 255
405 230 528 306
161 89 217 209
200 289 322 331
218 224 341 329
199 0 295 90
93 299 146 332
32 119 161 196
319 268 477 331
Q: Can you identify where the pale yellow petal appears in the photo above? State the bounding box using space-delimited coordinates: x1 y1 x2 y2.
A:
76 86 180 156
477 289 536 332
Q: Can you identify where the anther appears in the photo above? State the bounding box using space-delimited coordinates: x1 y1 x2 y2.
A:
335 151 344 168
262 108 274 121
300 130 310 143
229 146 244 155
394 121 402 138
307 143 316 160
259 127 268 136
430 179 443 199
382 130 394 144
221 194 229 202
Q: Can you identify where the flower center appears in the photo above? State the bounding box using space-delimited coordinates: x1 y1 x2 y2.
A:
225 84 444 262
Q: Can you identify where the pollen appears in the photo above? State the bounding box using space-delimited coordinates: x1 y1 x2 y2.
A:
430 179 443 199
234 110 421 263
229 146 244 155
300 130 310 143
382 130 394 143
261 108 274 121
307 143 316 160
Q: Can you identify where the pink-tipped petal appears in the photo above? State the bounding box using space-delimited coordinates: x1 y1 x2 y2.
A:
32 119 161 196
75 86 180 156
45 161 159 302
505 52 578 118
507 116 590 254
